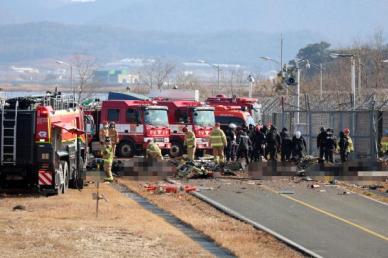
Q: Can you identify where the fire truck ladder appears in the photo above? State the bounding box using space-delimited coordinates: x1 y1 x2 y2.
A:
1 100 19 165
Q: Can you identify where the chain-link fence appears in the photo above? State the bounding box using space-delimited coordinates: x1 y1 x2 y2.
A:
263 110 379 159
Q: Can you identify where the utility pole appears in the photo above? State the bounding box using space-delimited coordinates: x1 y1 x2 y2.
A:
358 57 362 98
296 67 301 124
320 63 323 100
280 33 283 71
351 56 356 110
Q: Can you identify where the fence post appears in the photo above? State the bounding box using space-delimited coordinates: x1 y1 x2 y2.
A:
308 111 313 155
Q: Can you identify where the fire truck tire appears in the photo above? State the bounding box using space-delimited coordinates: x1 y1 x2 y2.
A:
61 161 69 194
118 140 136 158
169 141 184 158
69 157 85 190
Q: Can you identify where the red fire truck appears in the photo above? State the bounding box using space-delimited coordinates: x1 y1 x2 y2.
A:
207 94 262 123
89 100 171 158
214 105 255 131
153 99 215 157
0 93 89 195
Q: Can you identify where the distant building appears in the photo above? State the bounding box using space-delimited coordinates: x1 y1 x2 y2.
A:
93 69 139 85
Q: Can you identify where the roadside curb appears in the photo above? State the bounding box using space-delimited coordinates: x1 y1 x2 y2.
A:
166 178 323 258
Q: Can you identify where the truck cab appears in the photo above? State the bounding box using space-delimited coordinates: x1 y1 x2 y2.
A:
207 94 262 123
214 105 255 131
154 99 215 157
96 100 171 157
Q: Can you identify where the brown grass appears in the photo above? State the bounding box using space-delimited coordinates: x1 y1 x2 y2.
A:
0 181 212 258
119 179 302 258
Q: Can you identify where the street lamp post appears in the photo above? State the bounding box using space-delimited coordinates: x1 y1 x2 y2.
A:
56 60 74 97
330 53 356 110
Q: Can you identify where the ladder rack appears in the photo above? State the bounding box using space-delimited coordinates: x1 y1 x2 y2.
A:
1 100 19 165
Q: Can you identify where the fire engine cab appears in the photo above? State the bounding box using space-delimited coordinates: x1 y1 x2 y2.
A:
214 105 255 131
207 94 262 123
90 100 171 157
0 93 89 195
154 99 215 157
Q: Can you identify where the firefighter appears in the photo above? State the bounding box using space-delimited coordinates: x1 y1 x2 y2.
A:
183 127 196 160
292 131 306 162
324 128 337 163
102 137 114 182
317 127 327 161
280 127 292 161
146 139 164 161
99 121 110 153
209 122 227 165
109 121 119 156
225 123 237 162
338 128 354 162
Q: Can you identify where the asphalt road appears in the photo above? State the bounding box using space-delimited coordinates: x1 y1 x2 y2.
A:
199 181 388 258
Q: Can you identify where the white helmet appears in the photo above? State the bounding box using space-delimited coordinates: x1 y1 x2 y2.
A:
229 123 237 129
295 131 301 139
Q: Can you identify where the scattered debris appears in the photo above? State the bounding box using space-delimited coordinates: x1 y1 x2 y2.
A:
302 176 314 181
311 184 321 188
369 185 383 190
144 183 197 194
342 191 351 195
279 190 295 194
12 205 26 211
319 189 327 192
174 160 214 179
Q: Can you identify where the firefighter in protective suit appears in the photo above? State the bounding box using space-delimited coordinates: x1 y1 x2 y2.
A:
102 137 114 182
146 139 164 160
99 121 109 153
209 123 227 164
183 127 196 160
109 122 119 156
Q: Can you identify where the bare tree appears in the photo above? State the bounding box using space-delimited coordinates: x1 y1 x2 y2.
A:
175 72 200 89
71 55 97 103
140 60 175 90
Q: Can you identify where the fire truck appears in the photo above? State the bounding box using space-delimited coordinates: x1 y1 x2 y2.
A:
0 93 89 194
206 94 262 123
89 100 171 158
153 99 215 157
214 105 255 131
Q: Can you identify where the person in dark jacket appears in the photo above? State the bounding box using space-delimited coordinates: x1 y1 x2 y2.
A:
225 123 237 162
266 126 281 161
280 128 292 161
317 127 327 161
251 126 266 161
292 131 307 162
237 130 251 164
324 128 337 163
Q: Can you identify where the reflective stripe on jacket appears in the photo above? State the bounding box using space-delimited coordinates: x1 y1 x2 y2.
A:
103 146 113 163
209 128 227 147
184 131 196 148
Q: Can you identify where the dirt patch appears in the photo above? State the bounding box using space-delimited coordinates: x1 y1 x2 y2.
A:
0 181 212 258
119 178 302 258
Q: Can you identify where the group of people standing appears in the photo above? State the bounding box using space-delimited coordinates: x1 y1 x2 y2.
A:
222 123 354 165
224 124 307 164
317 127 354 163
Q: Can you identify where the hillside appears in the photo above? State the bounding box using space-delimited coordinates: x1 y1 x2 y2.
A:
0 22 319 66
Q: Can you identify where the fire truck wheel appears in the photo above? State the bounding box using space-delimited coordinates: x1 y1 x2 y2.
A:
169 141 183 158
69 157 84 189
61 161 69 194
118 140 136 158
